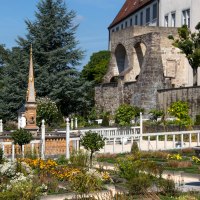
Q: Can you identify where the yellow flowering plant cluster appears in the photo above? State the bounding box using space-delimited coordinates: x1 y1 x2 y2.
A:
19 158 57 170
192 156 200 164
167 154 182 160
19 158 81 181
101 171 112 182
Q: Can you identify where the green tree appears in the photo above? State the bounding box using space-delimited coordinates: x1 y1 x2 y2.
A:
80 131 105 167
0 47 28 120
170 23 200 85
0 0 94 120
168 101 192 127
36 97 60 127
115 104 143 126
81 51 110 84
11 129 33 155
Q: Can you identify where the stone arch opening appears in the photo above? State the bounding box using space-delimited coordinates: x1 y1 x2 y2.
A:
133 42 147 80
115 44 128 74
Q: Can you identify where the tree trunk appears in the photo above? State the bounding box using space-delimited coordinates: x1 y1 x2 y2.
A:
90 151 93 168
193 68 198 86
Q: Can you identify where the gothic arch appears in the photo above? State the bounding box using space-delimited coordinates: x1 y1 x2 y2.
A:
115 44 128 74
132 41 147 80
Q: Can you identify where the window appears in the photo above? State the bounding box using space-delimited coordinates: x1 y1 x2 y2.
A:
112 29 115 33
182 9 190 27
121 24 123 29
146 7 150 24
116 26 119 31
125 21 127 28
130 18 132 26
153 3 157 20
135 15 138 25
140 12 143 25
164 15 168 27
171 12 176 27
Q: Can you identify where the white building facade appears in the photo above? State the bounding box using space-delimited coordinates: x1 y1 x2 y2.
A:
109 0 200 34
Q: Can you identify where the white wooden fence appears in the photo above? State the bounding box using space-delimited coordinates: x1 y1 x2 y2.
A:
1 114 200 159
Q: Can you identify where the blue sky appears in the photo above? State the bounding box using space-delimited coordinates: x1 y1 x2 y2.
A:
0 0 124 70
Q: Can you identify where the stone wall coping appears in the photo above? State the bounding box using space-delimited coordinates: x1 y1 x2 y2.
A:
158 85 200 92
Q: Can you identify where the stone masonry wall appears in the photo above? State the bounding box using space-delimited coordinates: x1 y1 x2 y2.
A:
95 26 195 116
95 83 120 115
157 86 200 119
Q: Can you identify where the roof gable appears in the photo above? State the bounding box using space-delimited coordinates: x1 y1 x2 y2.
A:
109 0 151 29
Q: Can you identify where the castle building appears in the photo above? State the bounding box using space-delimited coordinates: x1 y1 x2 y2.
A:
95 0 200 118
109 0 199 34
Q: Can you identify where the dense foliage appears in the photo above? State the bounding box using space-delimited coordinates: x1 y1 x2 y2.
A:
81 51 111 84
11 129 33 152
115 104 144 126
170 22 200 85
36 97 60 127
149 109 164 122
168 101 192 127
80 131 105 166
0 0 94 121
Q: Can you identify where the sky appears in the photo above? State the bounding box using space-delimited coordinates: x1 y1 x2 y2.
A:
0 0 124 70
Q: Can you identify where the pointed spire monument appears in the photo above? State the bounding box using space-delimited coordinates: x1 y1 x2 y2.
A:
25 45 38 134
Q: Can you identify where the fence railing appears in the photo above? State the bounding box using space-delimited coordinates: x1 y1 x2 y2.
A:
1 115 200 158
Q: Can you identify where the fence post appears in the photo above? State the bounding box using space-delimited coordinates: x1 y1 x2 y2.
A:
22 145 25 158
66 118 70 159
41 119 45 160
164 135 167 150
18 116 21 129
75 118 78 129
181 134 184 148
173 134 175 149
156 135 158 150
189 133 192 148
0 119 3 133
113 138 116 153
140 112 143 141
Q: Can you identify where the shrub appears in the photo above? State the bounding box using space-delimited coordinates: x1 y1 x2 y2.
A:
70 170 102 194
36 97 61 127
149 109 164 121
157 178 177 196
128 174 151 194
69 150 89 168
115 104 143 126
101 114 109 127
195 115 200 125
56 155 69 165
130 141 139 154
168 101 192 127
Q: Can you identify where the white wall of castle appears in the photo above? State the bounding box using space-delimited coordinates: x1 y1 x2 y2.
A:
159 0 199 32
109 0 200 41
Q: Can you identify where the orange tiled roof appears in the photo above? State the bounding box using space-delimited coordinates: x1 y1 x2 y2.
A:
109 0 151 28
